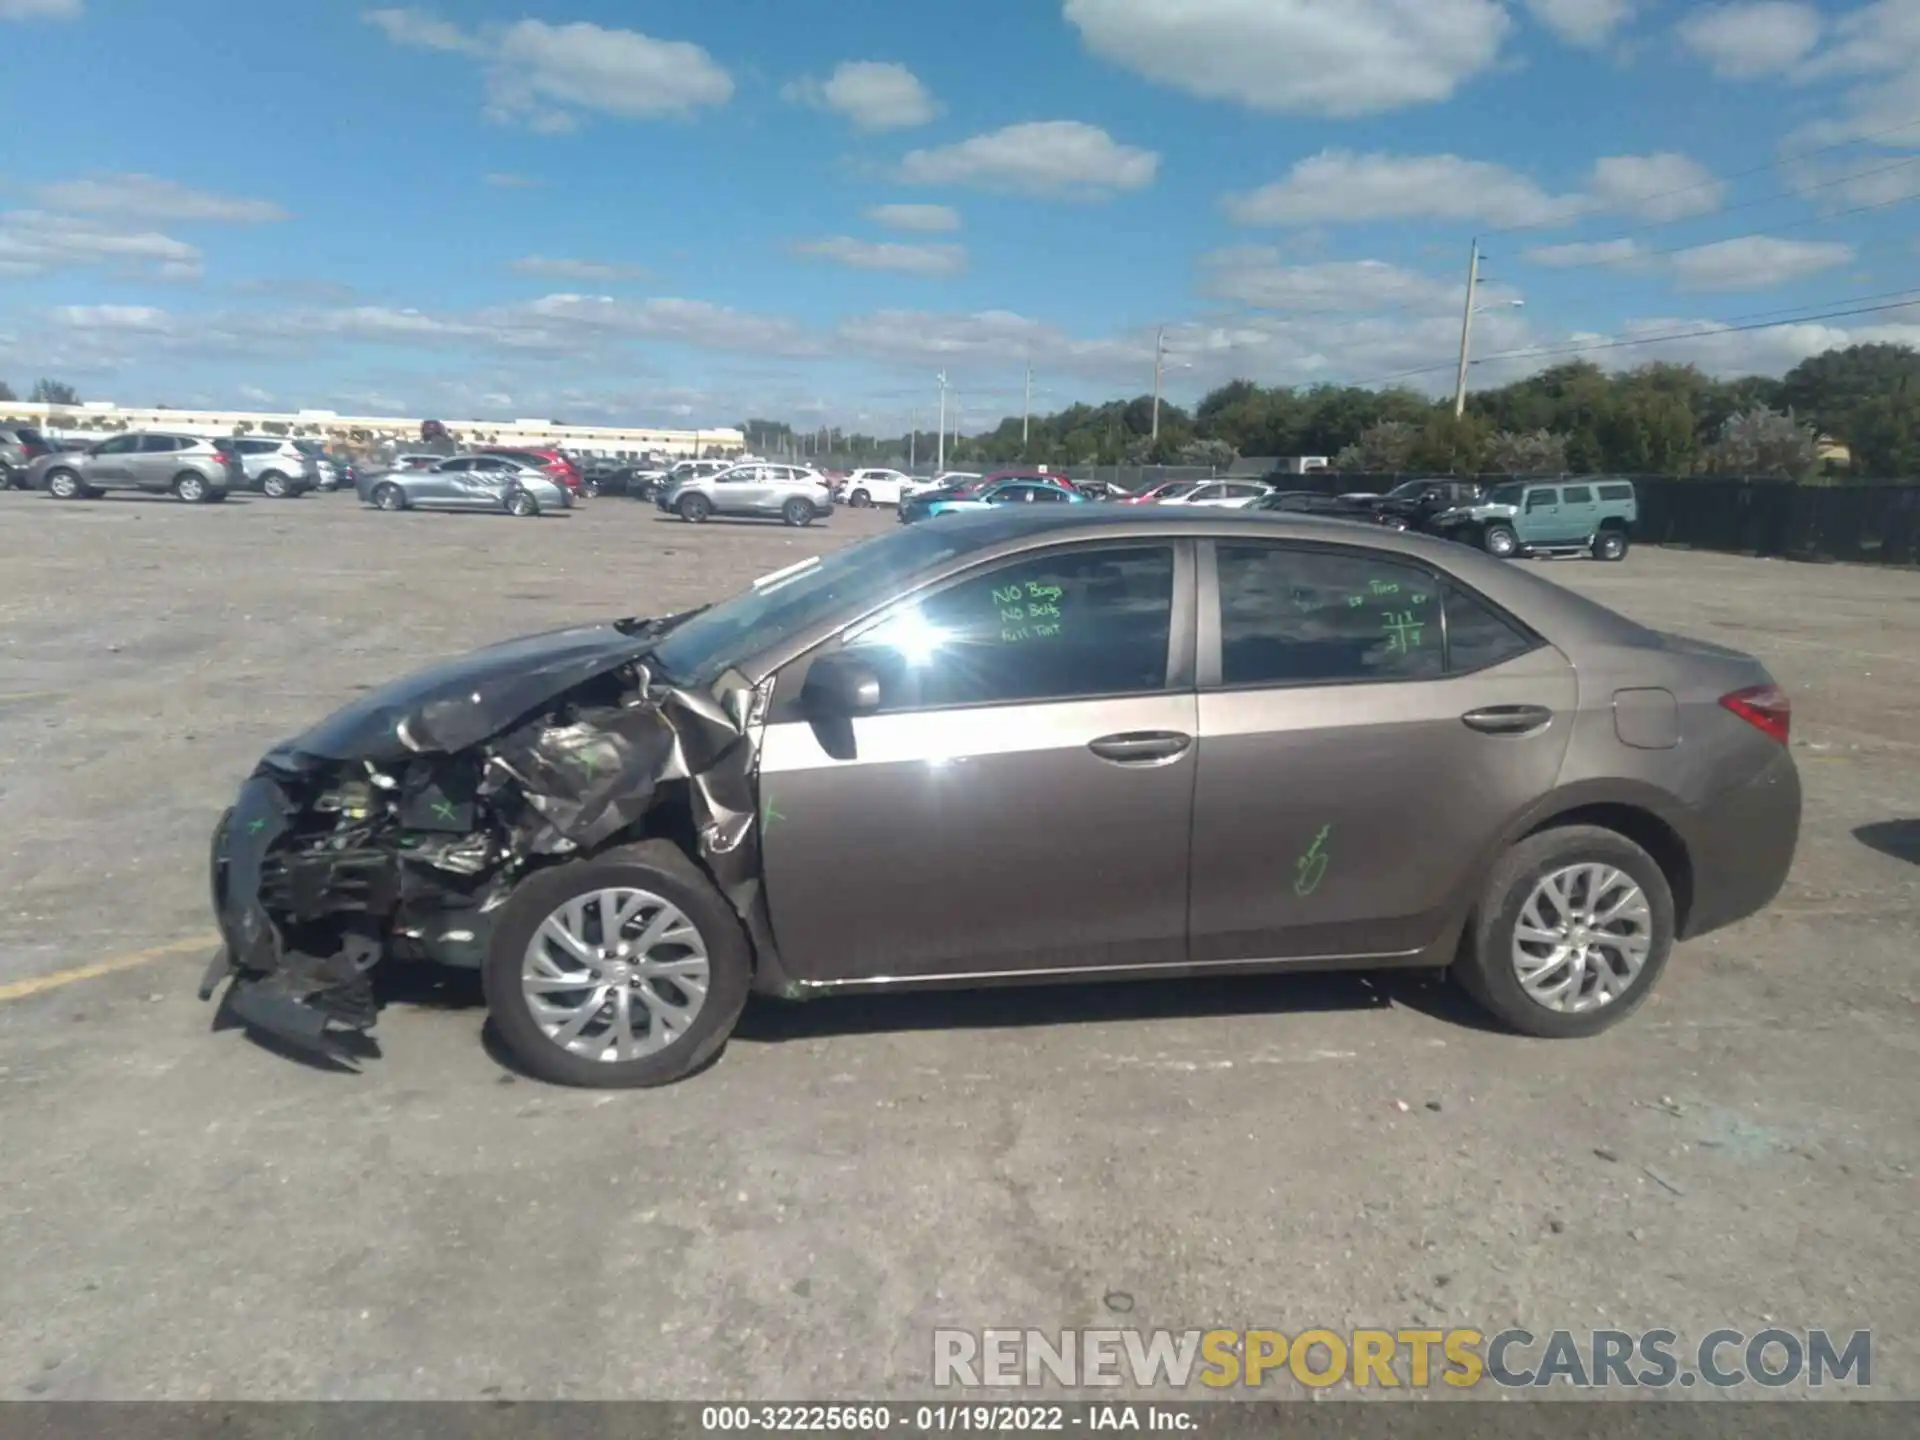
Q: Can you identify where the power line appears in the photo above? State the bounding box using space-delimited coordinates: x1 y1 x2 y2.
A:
1483 115 1920 238
1344 291 1920 388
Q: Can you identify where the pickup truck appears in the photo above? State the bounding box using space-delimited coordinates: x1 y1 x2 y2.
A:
1428 478 1637 561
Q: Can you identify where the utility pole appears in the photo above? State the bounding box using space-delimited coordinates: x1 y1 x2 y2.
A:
909 408 916 470
1150 326 1166 442
936 371 947 474
1453 239 1481 418
1022 362 1032 451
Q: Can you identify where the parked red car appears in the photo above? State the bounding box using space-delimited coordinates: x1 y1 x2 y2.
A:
480 447 583 493
1121 479 1197 505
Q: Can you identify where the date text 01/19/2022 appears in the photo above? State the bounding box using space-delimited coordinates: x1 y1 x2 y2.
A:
699 1404 1197 1431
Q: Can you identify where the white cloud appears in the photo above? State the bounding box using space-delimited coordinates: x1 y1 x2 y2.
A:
900 121 1157 199
484 172 544 189
1521 238 1646 267
1667 236 1856 290
363 10 733 130
865 203 961 232
1196 247 1463 313
1787 1 1920 149
1677 2 1823 79
0 212 203 280
1226 150 1581 227
792 237 967 276
36 174 288 224
784 61 938 131
1 0 81 17
1063 0 1510 117
1587 152 1725 221
510 255 646 282
1525 0 1635 47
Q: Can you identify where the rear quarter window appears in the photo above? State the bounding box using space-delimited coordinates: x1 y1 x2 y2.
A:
1444 584 1542 674
1598 483 1635 501
1561 485 1593 503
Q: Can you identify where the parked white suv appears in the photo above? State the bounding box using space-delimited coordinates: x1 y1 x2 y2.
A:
657 462 834 527
841 468 915 508
229 437 322 498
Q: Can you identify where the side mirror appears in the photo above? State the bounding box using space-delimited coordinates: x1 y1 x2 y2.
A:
803 652 882 718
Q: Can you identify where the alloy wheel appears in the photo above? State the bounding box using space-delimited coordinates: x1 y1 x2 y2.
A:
1510 863 1653 1013
520 888 712 1063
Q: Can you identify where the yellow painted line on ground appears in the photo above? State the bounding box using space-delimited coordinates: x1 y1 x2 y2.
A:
0 934 218 1003
0 691 65 703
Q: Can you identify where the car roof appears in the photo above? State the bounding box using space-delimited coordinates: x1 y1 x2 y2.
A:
913 506 1655 649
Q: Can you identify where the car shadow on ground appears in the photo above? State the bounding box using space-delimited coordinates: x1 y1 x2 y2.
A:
1854 819 1920 865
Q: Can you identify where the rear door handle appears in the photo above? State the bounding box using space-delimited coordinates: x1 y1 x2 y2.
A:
1461 704 1554 736
1088 730 1192 765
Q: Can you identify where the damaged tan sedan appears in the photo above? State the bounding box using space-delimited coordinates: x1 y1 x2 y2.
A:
204 507 1799 1087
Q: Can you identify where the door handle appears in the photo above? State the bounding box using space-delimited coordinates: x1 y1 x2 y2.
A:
1088 730 1192 764
1461 704 1554 736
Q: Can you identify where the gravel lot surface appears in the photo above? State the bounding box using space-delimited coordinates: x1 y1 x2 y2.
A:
1 489 1915 1400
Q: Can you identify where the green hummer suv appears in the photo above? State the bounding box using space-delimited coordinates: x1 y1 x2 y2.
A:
1428 478 1637 561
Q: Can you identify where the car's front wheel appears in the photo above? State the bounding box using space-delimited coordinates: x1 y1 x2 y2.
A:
505 486 540 517
677 492 712 523
372 482 406 511
1454 824 1674 1039
483 841 752 1088
1482 523 1518 558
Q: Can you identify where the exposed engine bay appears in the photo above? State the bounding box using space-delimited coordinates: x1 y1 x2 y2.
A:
202 613 765 1058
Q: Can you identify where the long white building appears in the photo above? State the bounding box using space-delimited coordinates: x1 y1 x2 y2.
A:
0 399 746 461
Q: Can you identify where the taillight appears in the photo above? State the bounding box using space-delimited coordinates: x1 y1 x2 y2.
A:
1720 684 1791 744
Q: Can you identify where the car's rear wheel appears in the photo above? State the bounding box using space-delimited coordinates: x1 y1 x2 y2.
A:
677 492 712 523
1482 523 1518 558
174 472 214 503
1455 824 1674 1039
373 482 406 511
483 841 752 1088
45 468 88 500
260 471 291 499
505 486 540 518
781 497 815 528
848 488 872 508
1593 527 1629 561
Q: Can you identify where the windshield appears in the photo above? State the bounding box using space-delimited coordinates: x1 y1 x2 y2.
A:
1487 483 1525 506
1386 480 1432 499
648 524 988 687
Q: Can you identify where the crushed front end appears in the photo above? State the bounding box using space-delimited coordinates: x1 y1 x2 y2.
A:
201 615 756 1060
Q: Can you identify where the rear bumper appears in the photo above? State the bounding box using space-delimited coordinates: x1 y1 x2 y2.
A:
1680 744 1802 939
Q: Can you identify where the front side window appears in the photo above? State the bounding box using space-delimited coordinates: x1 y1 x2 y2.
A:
1216 544 1445 686
845 545 1176 712
1525 488 1559 510
96 435 141 455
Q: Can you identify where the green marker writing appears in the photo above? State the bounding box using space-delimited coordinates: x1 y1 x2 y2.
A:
1295 824 1332 897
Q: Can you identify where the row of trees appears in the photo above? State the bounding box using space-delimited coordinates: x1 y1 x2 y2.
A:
746 343 1919 479
0 379 81 405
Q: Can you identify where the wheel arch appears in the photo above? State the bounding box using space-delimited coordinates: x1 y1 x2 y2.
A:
1513 797 1695 937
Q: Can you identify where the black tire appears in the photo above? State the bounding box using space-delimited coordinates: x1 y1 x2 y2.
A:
1483 523 1518 558
505 486 540 518
260 471 290 499
207 488 230 503
583 479 601 498
1453 824 1675 1040
848 488 872 509
1593 527 1629 562
373 482 406 512
781 497 814 528
482 840 752 1088
677 492 712 523
44 468 87 500
0 464 16 490
174 471 216 503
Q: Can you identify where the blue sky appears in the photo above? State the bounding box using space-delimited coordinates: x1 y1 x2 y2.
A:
2 0 1917 432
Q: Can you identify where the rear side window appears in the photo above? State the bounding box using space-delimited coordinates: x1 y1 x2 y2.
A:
1561 485 1593 503
1598 483 1634 501
15 428 45 445
1442 585 1541 674
1216 545 1444 685
848 545 1176 711
138 434 184 453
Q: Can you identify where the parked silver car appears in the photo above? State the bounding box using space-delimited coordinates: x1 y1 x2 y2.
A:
657 461 833 527
229 437 320 498
1 423 53 489
29 431 242 503
358 454 570 516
